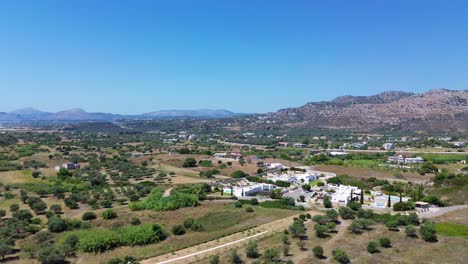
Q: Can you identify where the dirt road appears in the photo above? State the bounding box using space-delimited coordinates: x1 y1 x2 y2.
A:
141 210 321 264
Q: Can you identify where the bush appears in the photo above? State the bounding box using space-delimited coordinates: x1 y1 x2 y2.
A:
379 237 392 248
420 221 438 242
82 212 97 221
171 225 186 236
102 209 117 220
36 243 65 264
323 197 332 208
386 220 399 231
130 217 141 225
229 248 241 264
130 189 198 211
230 170 248 178
245 206 254 212
234 201 243 208
183 218 195 228
312 246 324 258
183 157 197 168
367 241 379 253
9 203 19 212
405 225 417 237
50 204 62 214
48 216 67 233
191 222 204 232
338 206 355 220
209 255 220 264
332 248 349 264
246 240 259 258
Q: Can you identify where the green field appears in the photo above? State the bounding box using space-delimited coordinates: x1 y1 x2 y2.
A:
435 222 468 238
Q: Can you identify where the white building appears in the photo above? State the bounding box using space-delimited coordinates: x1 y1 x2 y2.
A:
267 171 319 185
382 143 395 150
330 185 361 204
405 156 424 164
224 183 277 197
266 163 286 170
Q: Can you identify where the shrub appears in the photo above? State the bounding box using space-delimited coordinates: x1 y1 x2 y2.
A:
263 248 279 262
312 246 324 258
347 201 362 211
230 170 248 178
183 157 197 168
246 240 259 258
130 217 141 226
82 212 97 221
367 241 379 253
229 248 241 264
183 218 195 228
36 243 65 264
209 255 220 264
245 206 254 212
386 220 399 231
9 203 19 212
171 225 186 236
107 256 139 264
338 206 355 220
332 248 349 264
234 201 243 208
48 216 67 233
405 225 417 237
102 209 117 220
130 189 198 211
191 222 204 232
323 197 332 208
50 204 62 214
420 221 438 242
379 237 392 248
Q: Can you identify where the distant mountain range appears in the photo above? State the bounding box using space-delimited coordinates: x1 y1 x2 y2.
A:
2 89 467 132
0 108 244 122
251 89 468 132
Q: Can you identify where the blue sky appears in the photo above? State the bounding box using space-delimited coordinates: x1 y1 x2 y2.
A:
0 0 467 114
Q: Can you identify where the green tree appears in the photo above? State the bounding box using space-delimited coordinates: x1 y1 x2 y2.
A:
332 248 349 264
338 206 355 220
101 209 117 220
326 209 338 222
246 240 259 258
171 225 186 236
36 243 65 264
405 225 417 237
263 248 279 263
420 221 438 242
323 196 332 208
367 241 379 254
312 246 324 258
48 216 67 233
228 249 241 264
182 157 197 168
379 237 392 248
209 255 220 264
50 204 62 214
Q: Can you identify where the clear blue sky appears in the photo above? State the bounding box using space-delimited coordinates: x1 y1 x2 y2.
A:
1 0 467 114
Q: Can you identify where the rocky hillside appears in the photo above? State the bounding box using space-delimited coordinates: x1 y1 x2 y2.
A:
257 89 468 132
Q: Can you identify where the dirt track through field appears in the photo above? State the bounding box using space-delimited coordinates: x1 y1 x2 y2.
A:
141 210 321 264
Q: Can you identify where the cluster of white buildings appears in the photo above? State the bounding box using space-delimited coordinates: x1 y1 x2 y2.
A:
266 171 319 185
223 181 277 197
329 185 361 204
388 155 424 164
213 152 243 160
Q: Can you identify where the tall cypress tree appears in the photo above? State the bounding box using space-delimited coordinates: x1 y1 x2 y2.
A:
387 194 392 208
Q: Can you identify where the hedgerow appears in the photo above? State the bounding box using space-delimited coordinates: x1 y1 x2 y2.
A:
129 189 198 211
61 223 166 253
